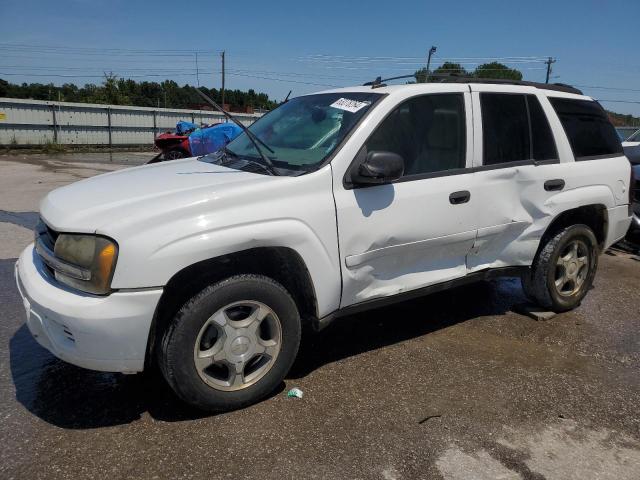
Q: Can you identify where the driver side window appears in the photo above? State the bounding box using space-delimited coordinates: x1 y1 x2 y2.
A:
365 93 467 177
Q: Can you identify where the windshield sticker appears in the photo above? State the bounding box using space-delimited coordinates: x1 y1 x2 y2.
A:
330 98 371 113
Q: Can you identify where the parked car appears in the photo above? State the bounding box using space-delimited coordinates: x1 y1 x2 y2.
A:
16 79 633 411
616 126 639 142
622 128 640 164
626 163 640 243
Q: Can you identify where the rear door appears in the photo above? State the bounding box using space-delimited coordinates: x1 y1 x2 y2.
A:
332 88 478 307
467 85 570 271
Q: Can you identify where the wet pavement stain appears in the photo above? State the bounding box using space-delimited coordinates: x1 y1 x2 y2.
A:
0 210 39 230
2 251 640 479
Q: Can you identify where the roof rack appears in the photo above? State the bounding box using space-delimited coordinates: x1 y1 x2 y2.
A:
363 73 583 95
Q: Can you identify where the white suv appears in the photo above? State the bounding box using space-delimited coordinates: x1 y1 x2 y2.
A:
15 80 633 411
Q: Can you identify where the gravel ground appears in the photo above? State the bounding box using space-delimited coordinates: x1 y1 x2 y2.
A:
1 153 639 480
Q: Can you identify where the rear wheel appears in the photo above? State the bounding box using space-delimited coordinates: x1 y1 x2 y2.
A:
158 275 301 411
522 224 598 312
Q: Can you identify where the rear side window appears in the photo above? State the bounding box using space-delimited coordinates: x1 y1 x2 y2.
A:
481 94 530 165
481 93 558 166
549 98 623 160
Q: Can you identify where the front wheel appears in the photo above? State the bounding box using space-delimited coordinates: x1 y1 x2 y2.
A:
522 224 599 312
158 275 301 411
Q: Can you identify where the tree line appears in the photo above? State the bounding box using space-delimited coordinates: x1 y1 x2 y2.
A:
0 75 278 110
415 61 523 82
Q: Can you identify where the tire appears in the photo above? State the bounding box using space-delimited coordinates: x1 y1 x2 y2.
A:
522 224 599 312
158 275 301 412
164 149 186 160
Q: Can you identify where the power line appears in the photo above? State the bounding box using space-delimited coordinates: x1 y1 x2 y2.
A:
596 99 640 105
303 54 549 62
0 65 362 80
574 84 640 93
0 42 222 55
0 70 341 87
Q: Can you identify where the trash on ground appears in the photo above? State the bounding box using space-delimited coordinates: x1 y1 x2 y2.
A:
287 387 303 399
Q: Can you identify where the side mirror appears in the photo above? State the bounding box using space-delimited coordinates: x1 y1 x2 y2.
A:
351 151 405 185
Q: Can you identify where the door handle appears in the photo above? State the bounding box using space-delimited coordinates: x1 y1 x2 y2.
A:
449 190 471 205
544 179 565 191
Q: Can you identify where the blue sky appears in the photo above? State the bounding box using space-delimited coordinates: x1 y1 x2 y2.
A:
1 0 639 115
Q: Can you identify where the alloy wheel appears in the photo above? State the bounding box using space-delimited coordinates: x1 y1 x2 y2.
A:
193 301 282 391
554 239 590 296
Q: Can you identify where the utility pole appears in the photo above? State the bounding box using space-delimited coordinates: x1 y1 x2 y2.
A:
221 50 226 110
545 57 556 84
426 46 437 80
195 52 200 87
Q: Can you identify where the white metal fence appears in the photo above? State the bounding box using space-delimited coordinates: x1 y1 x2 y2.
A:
0 97 262 147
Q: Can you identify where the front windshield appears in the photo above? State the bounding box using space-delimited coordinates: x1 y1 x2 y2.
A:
225 92 383 172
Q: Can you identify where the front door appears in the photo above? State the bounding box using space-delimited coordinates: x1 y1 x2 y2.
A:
332 90 478 307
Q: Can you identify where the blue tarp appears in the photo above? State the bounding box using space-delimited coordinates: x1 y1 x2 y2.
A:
188 122 243 156
176 121 198 135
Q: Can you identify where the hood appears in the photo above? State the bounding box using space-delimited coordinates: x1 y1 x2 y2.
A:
40 157 274 233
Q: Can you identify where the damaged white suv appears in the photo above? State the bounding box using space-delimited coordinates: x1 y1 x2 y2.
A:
16 80 633 411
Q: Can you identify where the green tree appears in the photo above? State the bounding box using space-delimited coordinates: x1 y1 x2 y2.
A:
415 62 469 83
431 62 468 80
473 62 522 81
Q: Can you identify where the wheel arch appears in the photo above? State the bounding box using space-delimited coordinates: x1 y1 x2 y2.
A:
535 203 609 262
145 246 318 368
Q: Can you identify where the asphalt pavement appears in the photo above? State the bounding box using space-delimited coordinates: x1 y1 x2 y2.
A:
1 153 639 480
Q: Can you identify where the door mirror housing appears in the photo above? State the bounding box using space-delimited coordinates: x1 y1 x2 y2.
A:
351 151 405 185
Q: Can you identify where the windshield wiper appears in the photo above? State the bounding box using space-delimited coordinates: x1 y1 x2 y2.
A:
222 146 238 159
194 88 279 176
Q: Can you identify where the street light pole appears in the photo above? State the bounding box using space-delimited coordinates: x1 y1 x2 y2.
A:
426 46 437 79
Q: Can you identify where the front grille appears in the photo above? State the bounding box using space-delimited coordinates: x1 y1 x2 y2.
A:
635 179 640 203
34 218 58 277
45 224 59 247
35 218 58 249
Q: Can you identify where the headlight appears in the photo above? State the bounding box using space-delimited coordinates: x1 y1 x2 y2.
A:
44 234 118 295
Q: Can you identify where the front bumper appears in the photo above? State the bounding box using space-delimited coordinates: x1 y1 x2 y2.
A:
15 244 163 373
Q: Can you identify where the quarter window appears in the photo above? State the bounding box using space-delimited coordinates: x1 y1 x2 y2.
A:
528 95 558 161
364 93 466 176
481 94 530 165
549 98 623 160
